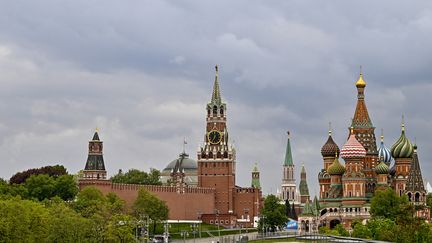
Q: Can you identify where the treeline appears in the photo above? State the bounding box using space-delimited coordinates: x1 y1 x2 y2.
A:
0 166 169 242
110 168 162 185
319 188 432 243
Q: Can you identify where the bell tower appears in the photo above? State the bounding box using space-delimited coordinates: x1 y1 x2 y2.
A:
197 65 236 214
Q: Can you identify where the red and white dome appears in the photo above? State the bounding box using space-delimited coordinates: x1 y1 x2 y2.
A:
340 133 366 159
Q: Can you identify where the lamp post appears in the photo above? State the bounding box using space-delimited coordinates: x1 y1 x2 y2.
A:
214 209 221 241
190 223 198 243
197 211 202 238
244 208 249 233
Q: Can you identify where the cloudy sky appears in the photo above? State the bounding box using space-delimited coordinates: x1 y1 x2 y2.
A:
1 1 432 196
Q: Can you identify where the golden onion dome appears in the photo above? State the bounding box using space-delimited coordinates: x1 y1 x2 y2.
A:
356 73 366 88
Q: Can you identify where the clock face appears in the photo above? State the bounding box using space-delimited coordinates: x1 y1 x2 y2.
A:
208 130 222 144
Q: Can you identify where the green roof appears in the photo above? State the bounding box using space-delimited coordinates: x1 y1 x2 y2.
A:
284 132 293 166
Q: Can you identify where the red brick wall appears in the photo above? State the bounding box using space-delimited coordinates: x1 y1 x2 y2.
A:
79 180 215 220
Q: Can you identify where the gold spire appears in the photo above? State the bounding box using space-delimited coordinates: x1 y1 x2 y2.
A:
381 128 384 142
401 114 405 132
355 66 366 88
328 122 332 136
95 127 99 133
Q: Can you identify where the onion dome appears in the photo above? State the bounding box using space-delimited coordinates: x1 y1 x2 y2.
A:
378 132 392 165
389 164 396 176
327 154 346 175
356 71 366 88
340 128 367 159
391 120 414 158
321 129 340 157
375 157 389 174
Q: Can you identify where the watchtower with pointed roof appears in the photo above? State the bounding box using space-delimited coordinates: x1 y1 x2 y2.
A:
281 131 297 202
83 129 107 180
299 164 310 204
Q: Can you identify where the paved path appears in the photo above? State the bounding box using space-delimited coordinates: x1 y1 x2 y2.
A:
172 232 258 243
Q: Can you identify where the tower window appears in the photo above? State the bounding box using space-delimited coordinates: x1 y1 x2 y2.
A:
213 106 218 116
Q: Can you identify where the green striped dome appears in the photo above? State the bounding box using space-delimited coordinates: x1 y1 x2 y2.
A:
391 127 413 158
328 157 345 175
375 161 389 174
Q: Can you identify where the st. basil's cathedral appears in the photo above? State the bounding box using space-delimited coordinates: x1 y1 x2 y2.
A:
295 72 430 231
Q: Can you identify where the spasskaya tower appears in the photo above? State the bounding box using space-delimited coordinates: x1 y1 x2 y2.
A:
197 65 236 214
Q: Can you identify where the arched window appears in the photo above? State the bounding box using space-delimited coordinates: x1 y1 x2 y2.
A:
220 108 224 116
415 192 420 202
213 106 218 116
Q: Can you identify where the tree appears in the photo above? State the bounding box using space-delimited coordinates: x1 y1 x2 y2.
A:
366 218 396 241
351 220 371 239
54 174 79 201
370 188 410 221
426 193 432 218
74 186 107 218
260 194 288 232
9 165 67 184
111 168 162 185
24 174 56 201
106 214 136 242
133 188 169 234
0 198 50 242
46 201 93 242
106 192 126 215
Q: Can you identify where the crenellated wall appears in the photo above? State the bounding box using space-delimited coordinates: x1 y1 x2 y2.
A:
79 179 216 220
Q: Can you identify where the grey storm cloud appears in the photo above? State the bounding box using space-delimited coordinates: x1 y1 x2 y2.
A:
0 0 432 195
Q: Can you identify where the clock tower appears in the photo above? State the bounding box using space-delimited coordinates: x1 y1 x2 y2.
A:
198 66 236 214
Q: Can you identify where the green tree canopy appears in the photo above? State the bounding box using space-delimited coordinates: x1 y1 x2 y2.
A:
260 194 288 231
111 168 162 185
9 165 67 184
370 188 411 221
133 188 169 221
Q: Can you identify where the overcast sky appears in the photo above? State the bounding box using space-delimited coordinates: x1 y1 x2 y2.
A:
1 1 432 196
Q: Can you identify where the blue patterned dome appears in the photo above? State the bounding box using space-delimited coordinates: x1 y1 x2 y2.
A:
378 134 392 165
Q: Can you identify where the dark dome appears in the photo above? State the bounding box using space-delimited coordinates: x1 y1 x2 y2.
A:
321 135 340 158
162 153 197 173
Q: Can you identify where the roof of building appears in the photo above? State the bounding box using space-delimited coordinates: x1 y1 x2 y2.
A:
406 145 426 192
391 120 414 158
375 159 389 174
378 132 392 165
340 129 367 159
162 152 197 173
284 131 294 166
327 154 346 175
351 72 373 129
321 129 340 158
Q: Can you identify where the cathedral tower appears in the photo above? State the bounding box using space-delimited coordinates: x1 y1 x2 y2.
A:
83 129 107 180
319 125 340 199
350 71 378 197
197 66 236 214
281 131 297 202
391 119 414 197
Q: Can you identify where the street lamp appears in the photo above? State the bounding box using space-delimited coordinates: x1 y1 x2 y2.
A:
197 211 202 238
214 209 221 241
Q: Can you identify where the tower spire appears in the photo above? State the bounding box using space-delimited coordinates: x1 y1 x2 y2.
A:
284 131 294 166
211 65 222 104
